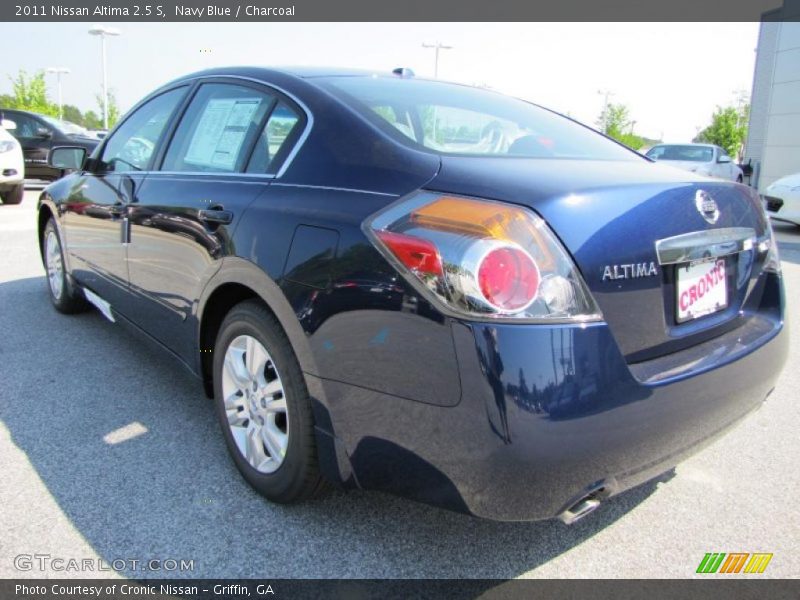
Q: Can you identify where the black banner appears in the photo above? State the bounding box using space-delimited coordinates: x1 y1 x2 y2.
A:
2 580 800 600
1 0 799 22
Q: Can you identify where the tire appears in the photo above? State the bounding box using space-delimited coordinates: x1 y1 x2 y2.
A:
43 218 88 313
213 300 326 503
1 183 24 205
736 175 743 183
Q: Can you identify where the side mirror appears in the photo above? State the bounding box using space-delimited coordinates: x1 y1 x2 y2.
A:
718 155 732 163
36 127 53 139
49 146 87 171
1 119 17 131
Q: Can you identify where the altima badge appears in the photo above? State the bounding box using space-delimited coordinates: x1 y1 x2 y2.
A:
696 190 720 224
602 262 658 281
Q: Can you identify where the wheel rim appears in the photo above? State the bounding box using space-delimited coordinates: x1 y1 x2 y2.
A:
45 230 64 300
221 335 289 474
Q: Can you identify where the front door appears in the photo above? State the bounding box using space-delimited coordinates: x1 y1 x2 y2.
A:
61 87 188 315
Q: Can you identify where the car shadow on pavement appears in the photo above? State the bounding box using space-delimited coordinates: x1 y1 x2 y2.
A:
0 275 663 579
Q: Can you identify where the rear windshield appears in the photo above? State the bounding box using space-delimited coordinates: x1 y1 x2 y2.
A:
319 76 640 161
646 145 713 162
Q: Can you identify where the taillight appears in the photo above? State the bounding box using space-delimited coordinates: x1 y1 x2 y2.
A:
364 192 601 322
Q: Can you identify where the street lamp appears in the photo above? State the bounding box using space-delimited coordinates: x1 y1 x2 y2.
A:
422 42 453 79
88 25 121 130
46 67 70 119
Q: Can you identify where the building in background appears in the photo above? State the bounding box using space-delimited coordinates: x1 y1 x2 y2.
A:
745 0 800 191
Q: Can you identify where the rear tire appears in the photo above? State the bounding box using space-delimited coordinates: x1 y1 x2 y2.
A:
213 300 326 503
43 218 88 313
736 175 743 183
1 183 24 205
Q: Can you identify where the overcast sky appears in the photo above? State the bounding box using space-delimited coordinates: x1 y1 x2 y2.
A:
0 22 759 141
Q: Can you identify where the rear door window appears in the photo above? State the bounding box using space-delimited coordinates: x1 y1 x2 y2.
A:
162 83 275 173
246 101 303 175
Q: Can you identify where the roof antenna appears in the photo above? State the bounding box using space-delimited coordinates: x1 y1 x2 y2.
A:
392 67 415 78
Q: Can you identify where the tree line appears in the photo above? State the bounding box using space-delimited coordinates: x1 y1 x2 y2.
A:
0 69 120 130
596 92 750 159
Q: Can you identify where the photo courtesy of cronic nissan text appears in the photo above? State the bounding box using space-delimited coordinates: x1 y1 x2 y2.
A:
0 1 798 598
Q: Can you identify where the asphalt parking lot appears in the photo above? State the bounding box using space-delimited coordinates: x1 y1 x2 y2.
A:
1 188 798 579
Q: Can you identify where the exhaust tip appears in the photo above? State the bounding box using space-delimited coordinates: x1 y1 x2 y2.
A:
558 496 601 525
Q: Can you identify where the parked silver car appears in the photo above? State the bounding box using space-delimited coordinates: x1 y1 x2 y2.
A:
645 143 743 182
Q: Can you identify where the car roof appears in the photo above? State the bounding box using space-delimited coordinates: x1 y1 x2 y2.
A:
654 143 715 148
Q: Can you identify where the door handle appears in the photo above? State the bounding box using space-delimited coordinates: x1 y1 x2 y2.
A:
109 203 127 217
198 209 233 225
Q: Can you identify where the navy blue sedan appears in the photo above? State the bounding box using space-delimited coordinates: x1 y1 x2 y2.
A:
39 67 787 523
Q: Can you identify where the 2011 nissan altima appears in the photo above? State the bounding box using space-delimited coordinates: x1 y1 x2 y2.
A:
38 67 787 523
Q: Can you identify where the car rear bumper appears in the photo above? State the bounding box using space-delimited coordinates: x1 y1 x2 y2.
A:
309 273 787 521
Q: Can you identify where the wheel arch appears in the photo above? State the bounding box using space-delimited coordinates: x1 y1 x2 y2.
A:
196 257 318 398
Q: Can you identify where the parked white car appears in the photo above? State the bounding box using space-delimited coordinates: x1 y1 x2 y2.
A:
645 143 743 182
764 172 800 226
0 119 24 205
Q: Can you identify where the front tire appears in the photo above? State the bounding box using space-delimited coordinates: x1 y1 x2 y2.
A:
213 300 325 503
1 183 24 205
43 218 87 313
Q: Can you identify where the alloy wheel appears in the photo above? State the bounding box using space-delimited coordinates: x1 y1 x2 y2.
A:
221 335 289 473
45 230 64 301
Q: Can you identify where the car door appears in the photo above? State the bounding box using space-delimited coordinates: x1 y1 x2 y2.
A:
61 87 188 311
4 111 53 180
125 80 305 363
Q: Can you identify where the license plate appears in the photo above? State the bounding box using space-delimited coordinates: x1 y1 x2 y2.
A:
676 258 727 323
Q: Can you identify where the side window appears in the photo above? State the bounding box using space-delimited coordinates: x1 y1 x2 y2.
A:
101 87 186 173
246 101 302 174
6 113 42 138
163 83 274 173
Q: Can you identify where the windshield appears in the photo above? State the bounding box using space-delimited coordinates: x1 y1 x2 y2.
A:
646 145 713 162
40 115 90 136
319 77 640 161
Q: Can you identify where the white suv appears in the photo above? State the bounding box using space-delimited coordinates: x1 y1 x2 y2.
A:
645 143 744 182
0 120 24 205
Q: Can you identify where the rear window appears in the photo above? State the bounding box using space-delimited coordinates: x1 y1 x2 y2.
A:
319 76 639 161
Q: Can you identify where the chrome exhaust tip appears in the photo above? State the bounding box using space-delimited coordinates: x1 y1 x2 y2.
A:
558 496 601 525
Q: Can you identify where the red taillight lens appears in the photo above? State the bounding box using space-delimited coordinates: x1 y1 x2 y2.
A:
366 192 601 322
477 245 540 312
376 230 443 277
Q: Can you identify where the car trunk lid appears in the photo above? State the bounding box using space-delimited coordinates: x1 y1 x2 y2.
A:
428 157 770 361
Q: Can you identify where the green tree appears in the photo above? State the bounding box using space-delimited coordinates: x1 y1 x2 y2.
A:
694 103 749 160
61 104 84 126
596 102 645 150
95 89 121 128
83 110 103 130
3 70 58 116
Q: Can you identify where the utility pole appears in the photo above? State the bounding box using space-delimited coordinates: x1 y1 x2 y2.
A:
422 42 453 79
46 67 70 119
88 25 121 130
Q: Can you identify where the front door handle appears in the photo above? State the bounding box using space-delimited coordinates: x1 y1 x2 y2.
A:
198 209 234 225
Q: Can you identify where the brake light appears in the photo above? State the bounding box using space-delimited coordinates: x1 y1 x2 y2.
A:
477 245 540 311
375 230 443 277
365 192 601 322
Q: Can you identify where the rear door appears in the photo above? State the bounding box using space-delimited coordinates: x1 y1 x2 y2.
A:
125 79 306 363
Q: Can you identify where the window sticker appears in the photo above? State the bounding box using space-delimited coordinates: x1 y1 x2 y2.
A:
184 97 261 170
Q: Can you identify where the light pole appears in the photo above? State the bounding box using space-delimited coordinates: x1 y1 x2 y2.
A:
597 89 614 133
46 67 70 119
88 25 121 130
422 42 453 79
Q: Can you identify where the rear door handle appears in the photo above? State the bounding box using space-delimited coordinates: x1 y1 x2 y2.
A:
198 209 233 225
